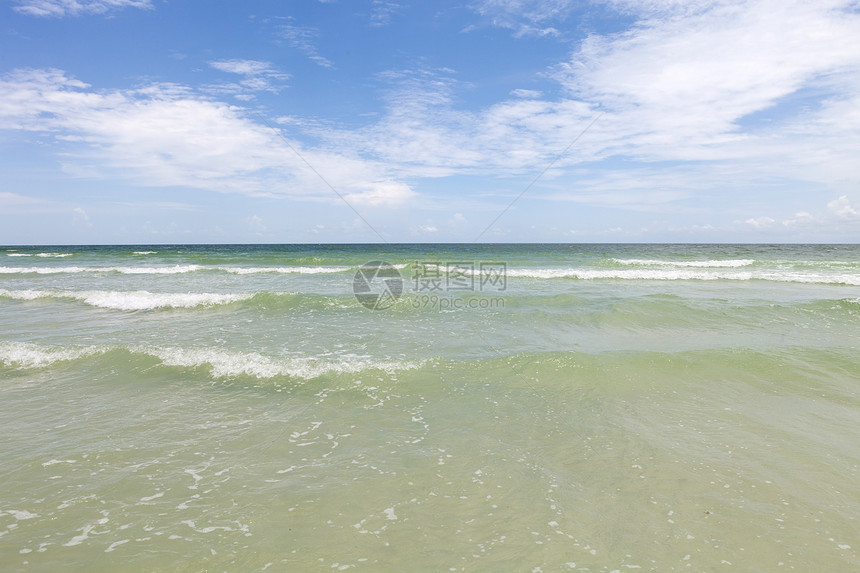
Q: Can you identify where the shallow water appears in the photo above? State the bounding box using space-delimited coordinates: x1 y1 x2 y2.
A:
1 244 858 571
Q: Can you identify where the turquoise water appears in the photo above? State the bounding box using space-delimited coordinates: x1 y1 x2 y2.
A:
1 244 858 571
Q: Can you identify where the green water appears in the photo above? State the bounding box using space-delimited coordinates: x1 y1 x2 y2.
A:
1 244 858 571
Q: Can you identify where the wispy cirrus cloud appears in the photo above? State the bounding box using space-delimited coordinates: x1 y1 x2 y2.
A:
312 68 596 179
470 0 577 36
207 59 290 98
370 0 402 26
278 23 334 68
13 0 152 17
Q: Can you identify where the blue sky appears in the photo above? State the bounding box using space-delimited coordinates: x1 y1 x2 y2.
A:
1 0 859 244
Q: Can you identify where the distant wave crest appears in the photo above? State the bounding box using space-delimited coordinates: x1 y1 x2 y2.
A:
5 253 73 258
0 265 351 275
0 289 271 310
507 268 860 285
0 289 293 310
611 258 755 268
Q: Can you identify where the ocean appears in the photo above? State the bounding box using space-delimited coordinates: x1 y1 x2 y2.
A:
1 243 858 571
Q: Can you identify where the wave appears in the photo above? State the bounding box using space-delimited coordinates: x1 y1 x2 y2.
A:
0 264 353 275
0 289 274 310
0 265 205 275
612 258 755 268
5 252 73 258
0 341 107 369
506 268 860 285
144 346 426 380
0 341 427 380
220 265 351 275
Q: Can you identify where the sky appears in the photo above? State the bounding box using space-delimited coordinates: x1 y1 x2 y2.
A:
1 0 859 244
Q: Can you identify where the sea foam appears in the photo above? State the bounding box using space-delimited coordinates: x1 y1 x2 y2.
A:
0 341 106 369
612 258 756 268
505 268 860 284
0 289 255 310
0 340 426 380
142 346 426 380
0 265 352 275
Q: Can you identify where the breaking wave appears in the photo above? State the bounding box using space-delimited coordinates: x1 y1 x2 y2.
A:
0 341 427 381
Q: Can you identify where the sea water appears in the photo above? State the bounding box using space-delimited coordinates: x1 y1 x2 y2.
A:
1 244 858 571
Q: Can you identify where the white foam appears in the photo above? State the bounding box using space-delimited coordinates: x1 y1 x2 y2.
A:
0 289 51 301
42 459 77 467
0 264 350 275
506 268 860 284
105 539 130 553
508 268 744 280
0 289 253 310
35 253 73 258
0 341 105 368
132 251 157 255
63 524 94 547
219 266 351 274
77 291 252 310
0 265 203 274
141 346 426 380
612 258 755 268
1 341 421 379
181 520 237 534
4 510 38 521
110 265 204 274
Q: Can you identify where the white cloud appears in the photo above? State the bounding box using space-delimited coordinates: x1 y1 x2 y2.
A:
461 0 860 202
745 195 860 236
3 1 860 236
560 0 860 157
210 59 276 77
73 206 92 227
510 89 543 98
828 195 859 220
323 0 860 222
323 68 596 178
13 0 152 17
744 216 775 228
782 211 814 228
343 181 416 206
0 68 414 208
